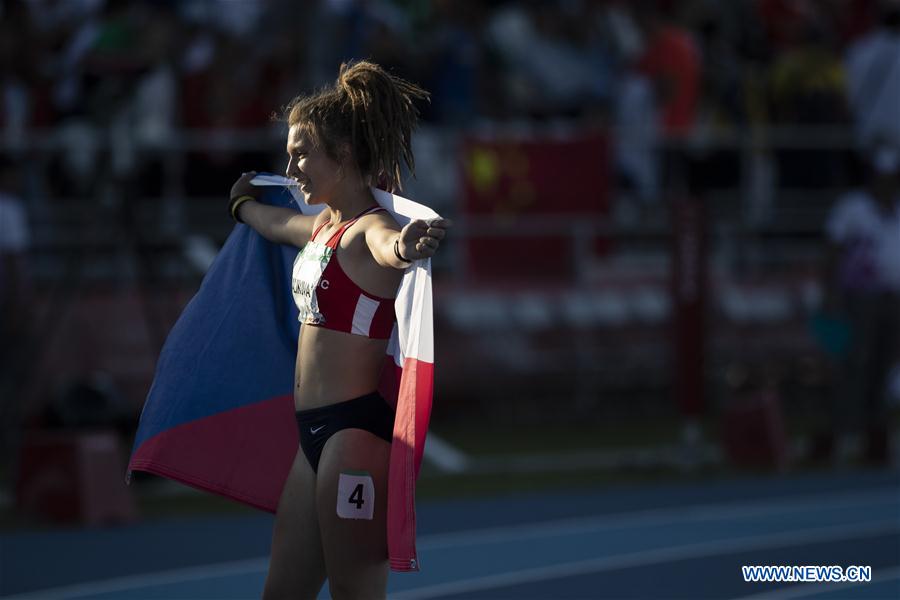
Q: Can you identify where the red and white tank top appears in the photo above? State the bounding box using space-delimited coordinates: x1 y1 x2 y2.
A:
291 206 396 339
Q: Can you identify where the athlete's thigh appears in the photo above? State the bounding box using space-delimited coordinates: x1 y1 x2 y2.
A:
316 428 391 598
263 447 327 600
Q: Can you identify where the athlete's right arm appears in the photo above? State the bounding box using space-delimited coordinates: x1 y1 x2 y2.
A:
230 171 317 247
236 201 317 248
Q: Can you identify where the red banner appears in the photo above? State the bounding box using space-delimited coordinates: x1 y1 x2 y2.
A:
461 131 610 282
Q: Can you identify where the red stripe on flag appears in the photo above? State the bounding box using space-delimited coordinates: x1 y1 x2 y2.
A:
128 395 296 512
386 357 434 572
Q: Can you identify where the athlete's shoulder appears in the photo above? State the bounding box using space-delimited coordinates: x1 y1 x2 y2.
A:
359 207 400 231
341 208 396 253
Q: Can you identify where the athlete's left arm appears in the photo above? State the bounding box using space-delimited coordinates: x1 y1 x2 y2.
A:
364 213 452 269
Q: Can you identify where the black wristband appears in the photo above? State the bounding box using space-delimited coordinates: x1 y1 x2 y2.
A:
229 195 255 223
394 237 412 263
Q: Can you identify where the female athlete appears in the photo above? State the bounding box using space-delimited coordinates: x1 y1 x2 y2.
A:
228 60 449 599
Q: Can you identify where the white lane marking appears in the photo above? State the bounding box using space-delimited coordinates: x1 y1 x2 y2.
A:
7 487 897 599
734 564 900 600
418 488 900 549
3 558 269 600
393 520 900 599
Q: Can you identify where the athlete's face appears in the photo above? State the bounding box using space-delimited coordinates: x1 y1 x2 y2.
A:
284 124 344 205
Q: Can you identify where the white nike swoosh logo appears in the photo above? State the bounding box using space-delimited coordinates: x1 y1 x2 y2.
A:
310 425 326 434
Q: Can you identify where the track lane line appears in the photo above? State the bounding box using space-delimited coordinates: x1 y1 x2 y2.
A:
393 521 900 599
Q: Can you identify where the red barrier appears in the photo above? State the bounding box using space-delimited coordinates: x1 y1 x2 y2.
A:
16 430 138 525
721 389 789 470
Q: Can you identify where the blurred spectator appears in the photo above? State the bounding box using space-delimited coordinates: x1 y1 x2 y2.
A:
615 0 703 211
632 0 701 140
829 0 880 48
180 28 272 195
128 3 179 149
418 0 490 125
755 0 819 51
0 155 33 466
768 15 850 189
845 0 900 151
605 3 661 208
122 2 180 199
818 144 900 465
612 69 660 207
1 1 46 152
317 0 418 84
42 0 147 194
180 0 264 39
679 1 760 195
685 0 764 131
486 1 610 119
0 155 31 349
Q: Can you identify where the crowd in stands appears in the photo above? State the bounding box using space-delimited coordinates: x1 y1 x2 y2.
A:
0 0 898 195
1 0 898 465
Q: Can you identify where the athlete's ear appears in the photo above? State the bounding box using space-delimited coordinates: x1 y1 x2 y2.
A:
336 144 360 183
336 143 355 169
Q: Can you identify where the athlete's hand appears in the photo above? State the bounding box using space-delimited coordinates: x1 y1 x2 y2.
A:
230 171 260 201
398 218 452 261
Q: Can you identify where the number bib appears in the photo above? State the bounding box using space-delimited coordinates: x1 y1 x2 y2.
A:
291 241 333 325
337 471 375 520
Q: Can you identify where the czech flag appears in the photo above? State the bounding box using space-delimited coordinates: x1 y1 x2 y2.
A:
128 175 436 572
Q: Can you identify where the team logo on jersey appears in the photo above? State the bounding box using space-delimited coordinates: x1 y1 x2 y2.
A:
291 241 332 325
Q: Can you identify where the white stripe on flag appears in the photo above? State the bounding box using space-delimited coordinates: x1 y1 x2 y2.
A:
400 262 434 363
351 295 379 336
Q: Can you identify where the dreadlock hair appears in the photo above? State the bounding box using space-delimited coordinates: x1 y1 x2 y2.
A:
284 61 429 192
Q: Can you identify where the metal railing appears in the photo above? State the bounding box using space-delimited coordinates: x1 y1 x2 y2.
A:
6 123 857 285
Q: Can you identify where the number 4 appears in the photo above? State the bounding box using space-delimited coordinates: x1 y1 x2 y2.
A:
337 473 373 520
348 483 365 509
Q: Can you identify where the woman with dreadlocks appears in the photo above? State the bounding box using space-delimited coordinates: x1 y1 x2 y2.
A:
228 61 450 599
